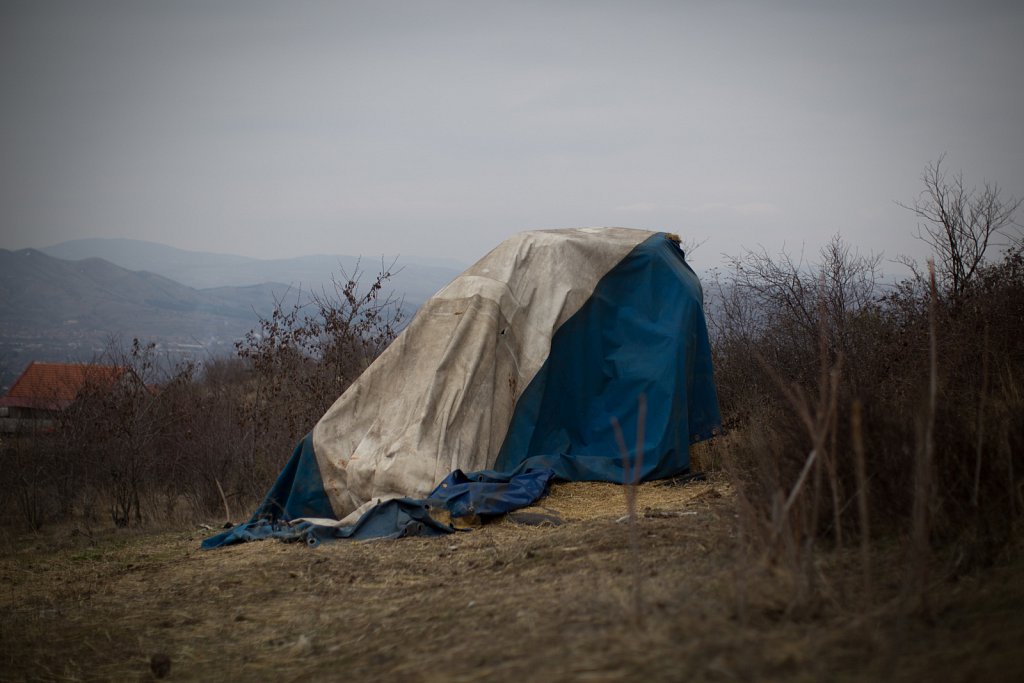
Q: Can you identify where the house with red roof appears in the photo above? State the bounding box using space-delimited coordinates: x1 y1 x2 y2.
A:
0 362 125 434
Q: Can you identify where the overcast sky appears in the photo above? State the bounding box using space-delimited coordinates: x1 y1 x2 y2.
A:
2 0 1022 271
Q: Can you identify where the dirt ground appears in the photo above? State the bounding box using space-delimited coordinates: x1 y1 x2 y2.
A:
2 477 1023 682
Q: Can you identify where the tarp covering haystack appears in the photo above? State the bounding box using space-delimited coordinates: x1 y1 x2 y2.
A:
204 228 720 548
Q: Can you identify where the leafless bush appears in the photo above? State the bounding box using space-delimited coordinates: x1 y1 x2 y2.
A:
714 188 1023 611
233 262 402 502
1 424 54 530
53 339 197 527
0 264 401 533
709 235 883 427
899 154 1022 298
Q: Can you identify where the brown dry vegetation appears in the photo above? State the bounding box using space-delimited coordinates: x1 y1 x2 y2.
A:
3 161 1023 681
2 477 1023 683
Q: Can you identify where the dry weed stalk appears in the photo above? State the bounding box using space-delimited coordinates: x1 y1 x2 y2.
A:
1001 424 1018 520
740 281 846 610
610 393 646 625
1001 367 1023 518
215 477 232 525
851 400 872 606
908 260 939 605
758 296 844 553
973 322 989 508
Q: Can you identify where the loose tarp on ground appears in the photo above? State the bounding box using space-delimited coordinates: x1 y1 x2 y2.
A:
204 228 720 548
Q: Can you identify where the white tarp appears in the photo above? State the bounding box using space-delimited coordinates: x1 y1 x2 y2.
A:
311 228 654 519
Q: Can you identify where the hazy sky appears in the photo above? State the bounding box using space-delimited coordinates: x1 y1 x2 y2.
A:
2 0 1022 271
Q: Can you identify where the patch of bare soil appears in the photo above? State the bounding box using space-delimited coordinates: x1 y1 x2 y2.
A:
2 478 1022 682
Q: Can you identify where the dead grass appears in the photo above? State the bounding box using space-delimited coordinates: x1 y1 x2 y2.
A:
505 478 727 523
1 478 1022 682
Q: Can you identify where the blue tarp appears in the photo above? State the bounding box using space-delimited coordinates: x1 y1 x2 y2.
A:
494 231 719 478
203 232 719 549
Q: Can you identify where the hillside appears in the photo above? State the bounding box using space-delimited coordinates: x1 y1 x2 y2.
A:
0 249 288 387
0 243 457 390
41 237 464 300
0 249 283 326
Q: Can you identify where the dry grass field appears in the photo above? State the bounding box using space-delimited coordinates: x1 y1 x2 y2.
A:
2 477 1023 682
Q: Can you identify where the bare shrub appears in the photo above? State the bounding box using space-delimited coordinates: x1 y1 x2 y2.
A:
711 159 1022 609
233 262 402 504
0 263 403 533
1 424 55 530
709 234 883 426
899 153 1022 298
60 339 196 527
713 181 1024 611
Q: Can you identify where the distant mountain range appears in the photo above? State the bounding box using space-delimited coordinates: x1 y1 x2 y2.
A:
0 239 465 390
40 237 465 296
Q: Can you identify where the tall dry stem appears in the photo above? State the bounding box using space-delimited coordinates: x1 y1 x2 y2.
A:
815 276 843 550
909 260 938 602
610 393 647 625
973 322 989 507
1002 425 1016 521
851 400 872 606
215 477 232 525
1004 368 1023 518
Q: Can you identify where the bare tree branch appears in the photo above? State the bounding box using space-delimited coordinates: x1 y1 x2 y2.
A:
898 154 1022 297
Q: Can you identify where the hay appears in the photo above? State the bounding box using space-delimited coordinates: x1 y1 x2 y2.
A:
503 478 727 524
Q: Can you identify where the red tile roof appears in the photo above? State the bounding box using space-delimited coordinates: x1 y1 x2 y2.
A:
0 362 125 411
